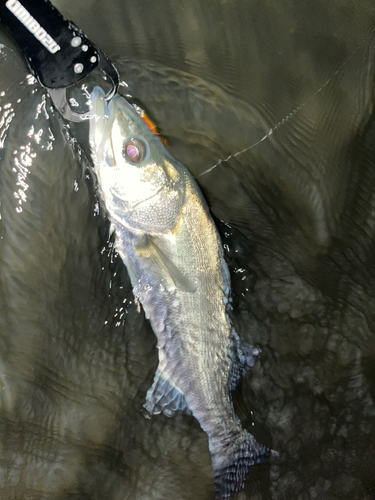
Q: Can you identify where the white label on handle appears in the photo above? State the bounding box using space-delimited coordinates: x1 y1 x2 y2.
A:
6 0 61 54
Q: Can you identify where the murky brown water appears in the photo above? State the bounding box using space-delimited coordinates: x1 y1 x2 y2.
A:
1 0 375 498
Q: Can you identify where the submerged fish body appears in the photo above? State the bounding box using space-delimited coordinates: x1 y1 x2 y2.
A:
89 86 271 497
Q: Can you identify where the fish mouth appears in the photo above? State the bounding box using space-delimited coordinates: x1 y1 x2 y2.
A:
91 87 142 168
90 86 116 165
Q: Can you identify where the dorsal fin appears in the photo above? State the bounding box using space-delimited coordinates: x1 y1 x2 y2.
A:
228 332 260 391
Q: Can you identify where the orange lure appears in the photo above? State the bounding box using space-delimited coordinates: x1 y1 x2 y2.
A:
132 103 167 145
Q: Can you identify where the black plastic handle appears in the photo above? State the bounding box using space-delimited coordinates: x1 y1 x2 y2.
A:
0 0 118 90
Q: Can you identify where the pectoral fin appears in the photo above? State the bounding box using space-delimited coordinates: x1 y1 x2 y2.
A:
144 367 192 417
135 235 196 293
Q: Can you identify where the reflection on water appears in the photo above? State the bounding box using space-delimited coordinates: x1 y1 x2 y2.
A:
1 1 375 497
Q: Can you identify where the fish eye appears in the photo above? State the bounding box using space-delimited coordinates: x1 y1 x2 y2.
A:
122 138 147 164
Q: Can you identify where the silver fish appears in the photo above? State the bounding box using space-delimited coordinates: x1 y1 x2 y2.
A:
89 86 272 498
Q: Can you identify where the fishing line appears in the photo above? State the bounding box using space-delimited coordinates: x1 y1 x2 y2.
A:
198 41 366 178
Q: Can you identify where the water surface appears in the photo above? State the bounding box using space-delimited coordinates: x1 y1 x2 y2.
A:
1 1 375 498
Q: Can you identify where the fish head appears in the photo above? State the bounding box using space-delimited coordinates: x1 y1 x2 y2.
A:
89 86 185 234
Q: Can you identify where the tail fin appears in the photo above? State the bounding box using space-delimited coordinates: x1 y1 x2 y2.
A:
212 431 274 499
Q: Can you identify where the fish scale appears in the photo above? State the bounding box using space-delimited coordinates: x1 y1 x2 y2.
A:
89 86 273 498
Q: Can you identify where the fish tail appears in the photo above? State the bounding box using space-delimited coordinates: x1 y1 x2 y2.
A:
211 431 274 499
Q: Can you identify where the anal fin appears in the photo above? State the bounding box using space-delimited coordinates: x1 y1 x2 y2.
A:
144 367 192 418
